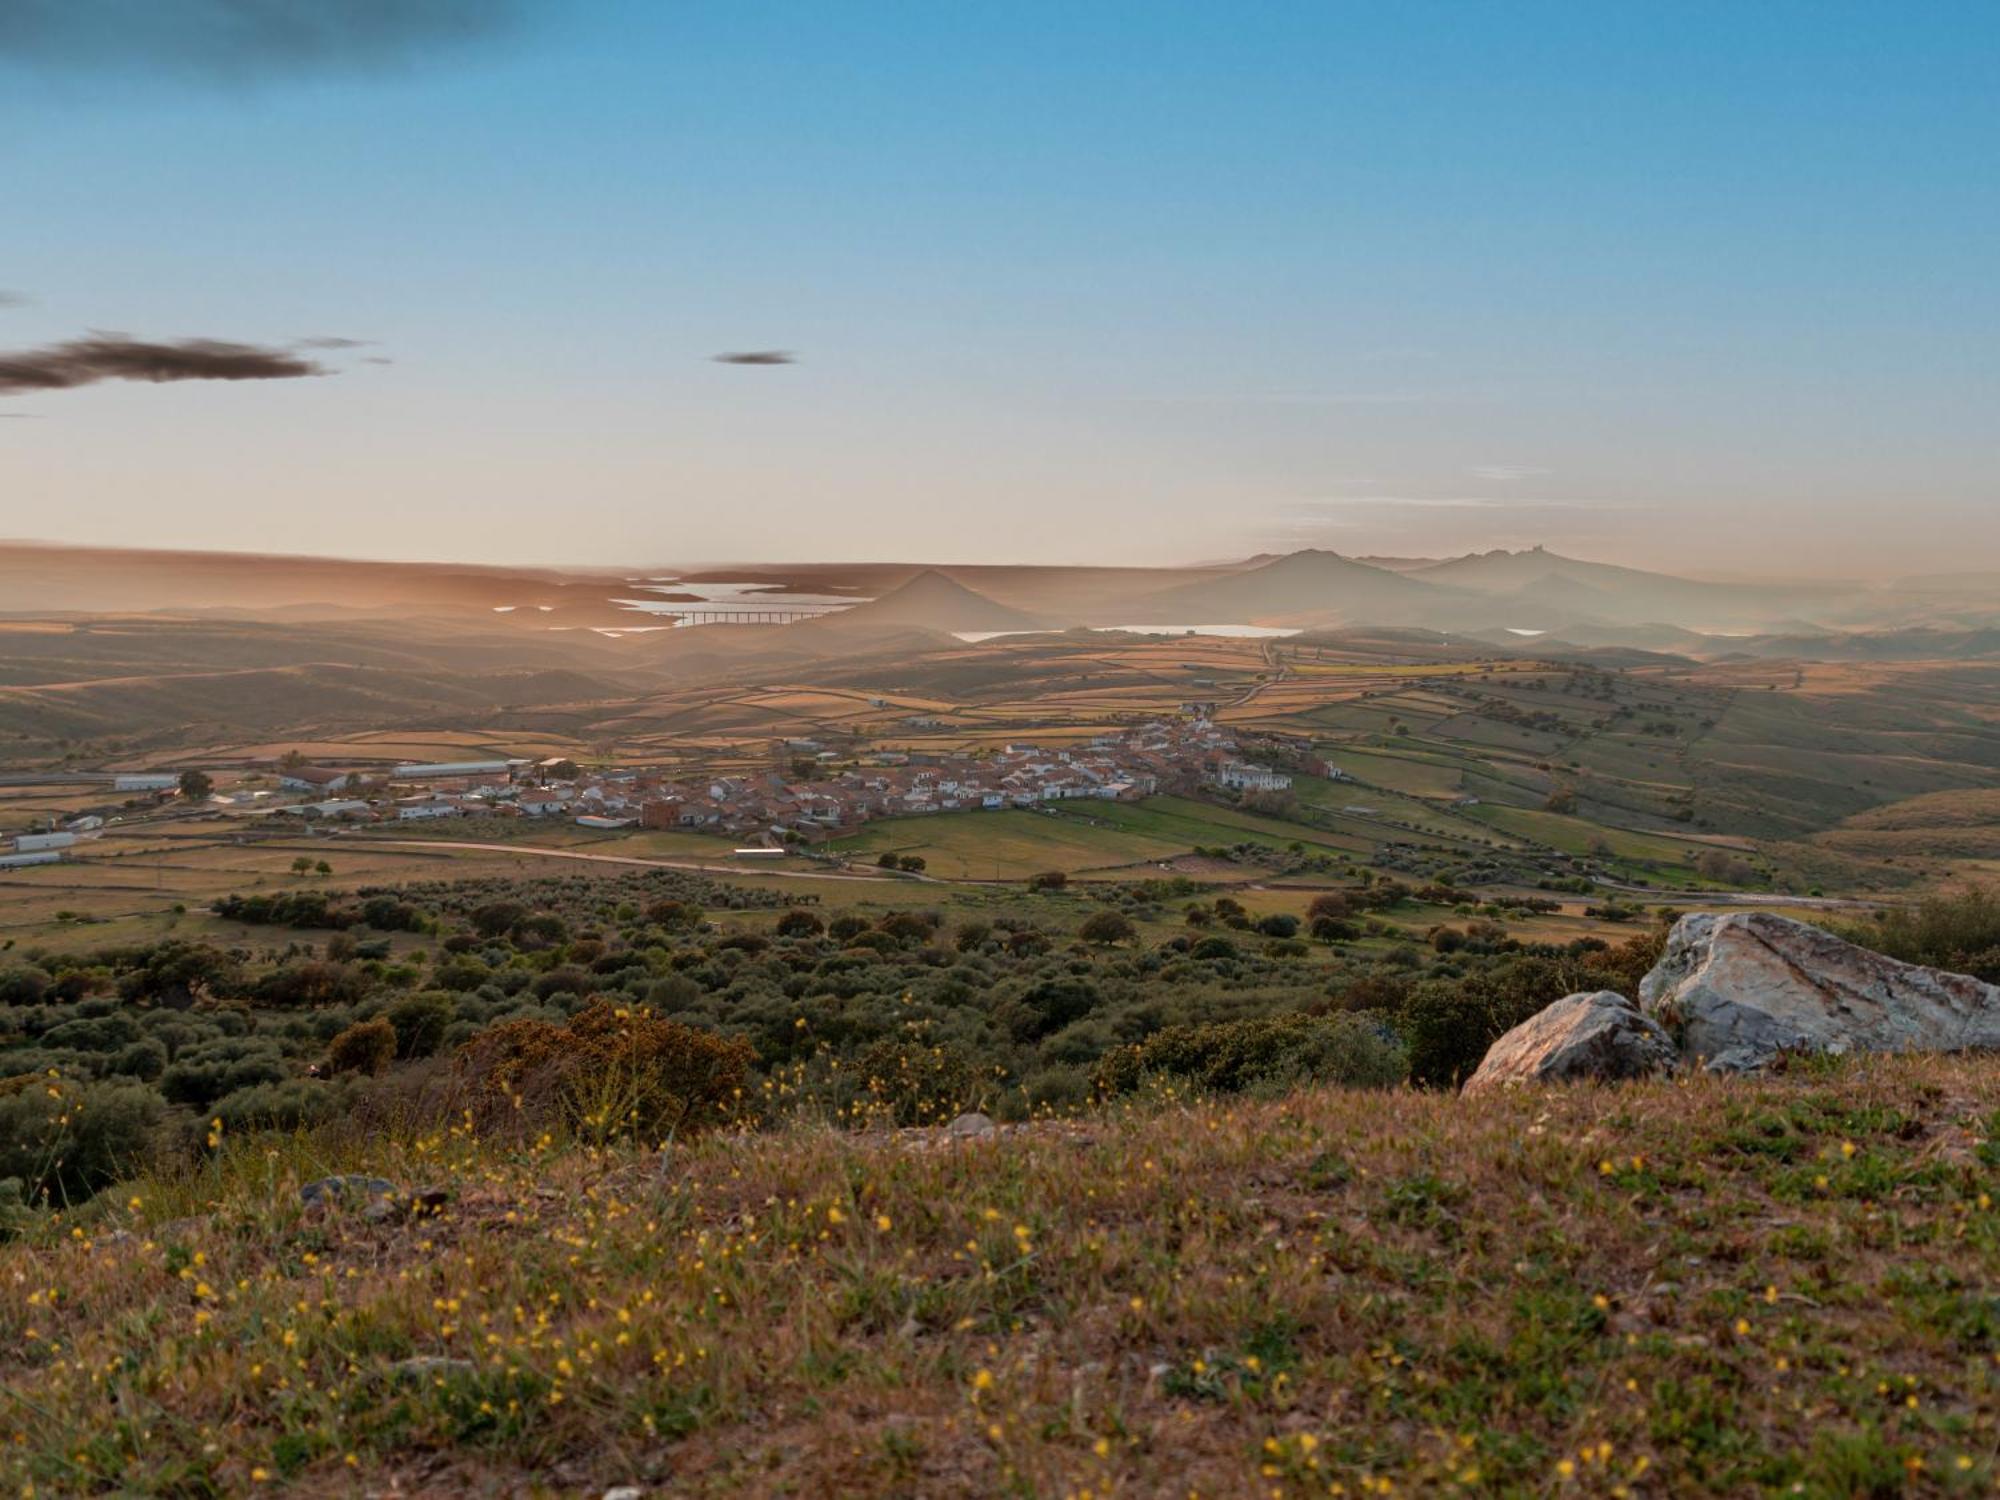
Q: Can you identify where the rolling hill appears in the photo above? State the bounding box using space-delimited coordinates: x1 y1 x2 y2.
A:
806 570 1047 633
1130 549 1450 626
1407 547 1859 631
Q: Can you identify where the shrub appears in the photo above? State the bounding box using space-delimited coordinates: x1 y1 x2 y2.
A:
999 975 1100 1043
327 1018 398 1076
1028 871 1068 892
1095 1014 1404 1097
451 1000 753 1143
210 1078 341 1133
255 960 368 1008
387 992 454 1059
857 1033 976 1126
0 1076 163 1205
471 900 530 938
1078 911 1136 946
776 909 825 938
159 1040 288 1108
116 942 241 1008
1840 886 2000 982
0 967 53 1006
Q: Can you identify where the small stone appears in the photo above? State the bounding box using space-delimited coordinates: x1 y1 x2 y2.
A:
301 1175 400 1210
946 1111 995 1139
602 1488 644 1500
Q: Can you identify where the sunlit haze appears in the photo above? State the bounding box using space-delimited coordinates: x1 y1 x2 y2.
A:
1 2 1995 577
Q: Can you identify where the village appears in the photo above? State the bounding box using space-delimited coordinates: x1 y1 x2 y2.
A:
0 718 1318 864
265 717 1309 844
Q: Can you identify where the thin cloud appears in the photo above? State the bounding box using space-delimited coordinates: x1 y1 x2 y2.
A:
712 350 797 366
0 333 329 395
294 335 371 350
1118 391 1437 407
1467 465 1550 482
0 290 27 308
0 1 529 80
1293 495 1645 512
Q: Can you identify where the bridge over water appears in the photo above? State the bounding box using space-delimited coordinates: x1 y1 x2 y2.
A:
664 605 854 625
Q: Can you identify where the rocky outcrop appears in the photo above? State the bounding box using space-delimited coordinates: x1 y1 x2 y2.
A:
1462 990 1678 1094
1639 911 2000 1072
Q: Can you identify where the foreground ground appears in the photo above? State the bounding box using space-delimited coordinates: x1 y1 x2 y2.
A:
4 1058 1998 1496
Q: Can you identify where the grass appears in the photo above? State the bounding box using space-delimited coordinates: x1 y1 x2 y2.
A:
830 807 1186 879
5 1057 1998 1496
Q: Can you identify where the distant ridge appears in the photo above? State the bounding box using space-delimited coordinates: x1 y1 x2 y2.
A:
1133 549 1445 625
1406 546 1859 629
807 570 1046 633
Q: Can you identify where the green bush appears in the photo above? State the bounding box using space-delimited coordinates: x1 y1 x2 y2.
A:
1841 886 2000 981
1095 1013 1405 1097
387 992 455 1059
159 1039 288 1108
1079 911 1136 945
328 1017 398 1076
857 1033 976 1126
0 1076 163 1205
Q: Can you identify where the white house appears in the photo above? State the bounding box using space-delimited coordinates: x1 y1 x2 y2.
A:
279 767 354 793
392 760 513 780
394 795 465 820
517 788 576 816
113 773 179 793
1216 761 1293 793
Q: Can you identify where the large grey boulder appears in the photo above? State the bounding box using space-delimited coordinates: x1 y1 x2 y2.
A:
1463 990 1678 1094
1640 911 2000 1072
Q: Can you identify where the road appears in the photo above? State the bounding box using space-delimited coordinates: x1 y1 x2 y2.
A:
352 838 926 883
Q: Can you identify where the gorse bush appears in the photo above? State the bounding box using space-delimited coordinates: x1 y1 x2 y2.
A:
857 1030 978 1126
450 1000 755 1144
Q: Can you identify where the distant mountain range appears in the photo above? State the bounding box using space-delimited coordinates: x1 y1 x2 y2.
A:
4 539 1995 654
1128 549 1439 626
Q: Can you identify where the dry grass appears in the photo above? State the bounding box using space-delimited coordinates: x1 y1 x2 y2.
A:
4 1060 1999 1496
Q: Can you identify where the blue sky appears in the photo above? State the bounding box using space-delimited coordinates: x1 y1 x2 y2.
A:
1 1 1994 573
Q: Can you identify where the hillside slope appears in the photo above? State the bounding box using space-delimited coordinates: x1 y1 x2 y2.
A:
810 569 1047 633
1132 549 1450 626
7 1060 1997 1496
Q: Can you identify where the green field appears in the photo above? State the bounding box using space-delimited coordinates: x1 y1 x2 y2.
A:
829 807 1186 878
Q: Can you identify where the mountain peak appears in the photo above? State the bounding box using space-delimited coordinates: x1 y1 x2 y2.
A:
814 570 1044 633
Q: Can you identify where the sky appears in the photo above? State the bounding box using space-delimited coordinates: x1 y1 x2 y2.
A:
0 0 1995 577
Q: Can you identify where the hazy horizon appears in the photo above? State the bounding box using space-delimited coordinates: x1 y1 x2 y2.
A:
0 531 1974 588
2 2 1996 576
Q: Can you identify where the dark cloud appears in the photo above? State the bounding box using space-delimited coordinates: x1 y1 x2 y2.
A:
0 1 527 79
0 291 28 307
0 334 329 395
712 350 797 366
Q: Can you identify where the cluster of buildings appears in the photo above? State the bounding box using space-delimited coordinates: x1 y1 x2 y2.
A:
265 723 1306 844
0 817 104 869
